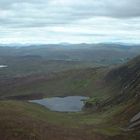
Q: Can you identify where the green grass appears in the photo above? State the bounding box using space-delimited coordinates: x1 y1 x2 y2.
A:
0 68 112 100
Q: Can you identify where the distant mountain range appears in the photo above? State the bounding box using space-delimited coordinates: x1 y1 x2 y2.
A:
0 43 140 63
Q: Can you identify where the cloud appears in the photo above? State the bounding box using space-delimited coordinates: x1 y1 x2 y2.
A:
0 0 140 43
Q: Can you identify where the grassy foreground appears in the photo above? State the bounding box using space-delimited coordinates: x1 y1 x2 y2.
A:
0 99 139 140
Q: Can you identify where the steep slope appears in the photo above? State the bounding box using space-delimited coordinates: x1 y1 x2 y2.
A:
106 55 140 99
82 56 140 135
103 56 140 132
100 55 140 109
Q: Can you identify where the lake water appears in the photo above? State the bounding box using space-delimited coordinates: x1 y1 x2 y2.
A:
0 65 8 68
30 96 88 112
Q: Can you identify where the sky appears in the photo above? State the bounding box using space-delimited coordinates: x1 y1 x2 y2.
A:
0 0 140 44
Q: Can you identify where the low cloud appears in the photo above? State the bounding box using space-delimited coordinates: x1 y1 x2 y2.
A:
0 0 140 43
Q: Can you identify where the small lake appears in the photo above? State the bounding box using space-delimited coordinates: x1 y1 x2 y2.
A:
0 65 8 68
30 96 88 112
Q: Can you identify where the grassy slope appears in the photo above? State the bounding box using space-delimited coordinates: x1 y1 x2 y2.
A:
0 100 115 140
0 98 139 140
0 100 131 140
0 67 113 100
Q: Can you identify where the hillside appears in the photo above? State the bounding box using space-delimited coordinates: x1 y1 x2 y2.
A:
0 55 139 140
105 55 140 102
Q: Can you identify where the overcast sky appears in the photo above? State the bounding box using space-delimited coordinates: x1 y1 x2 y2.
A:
0 0 140 44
